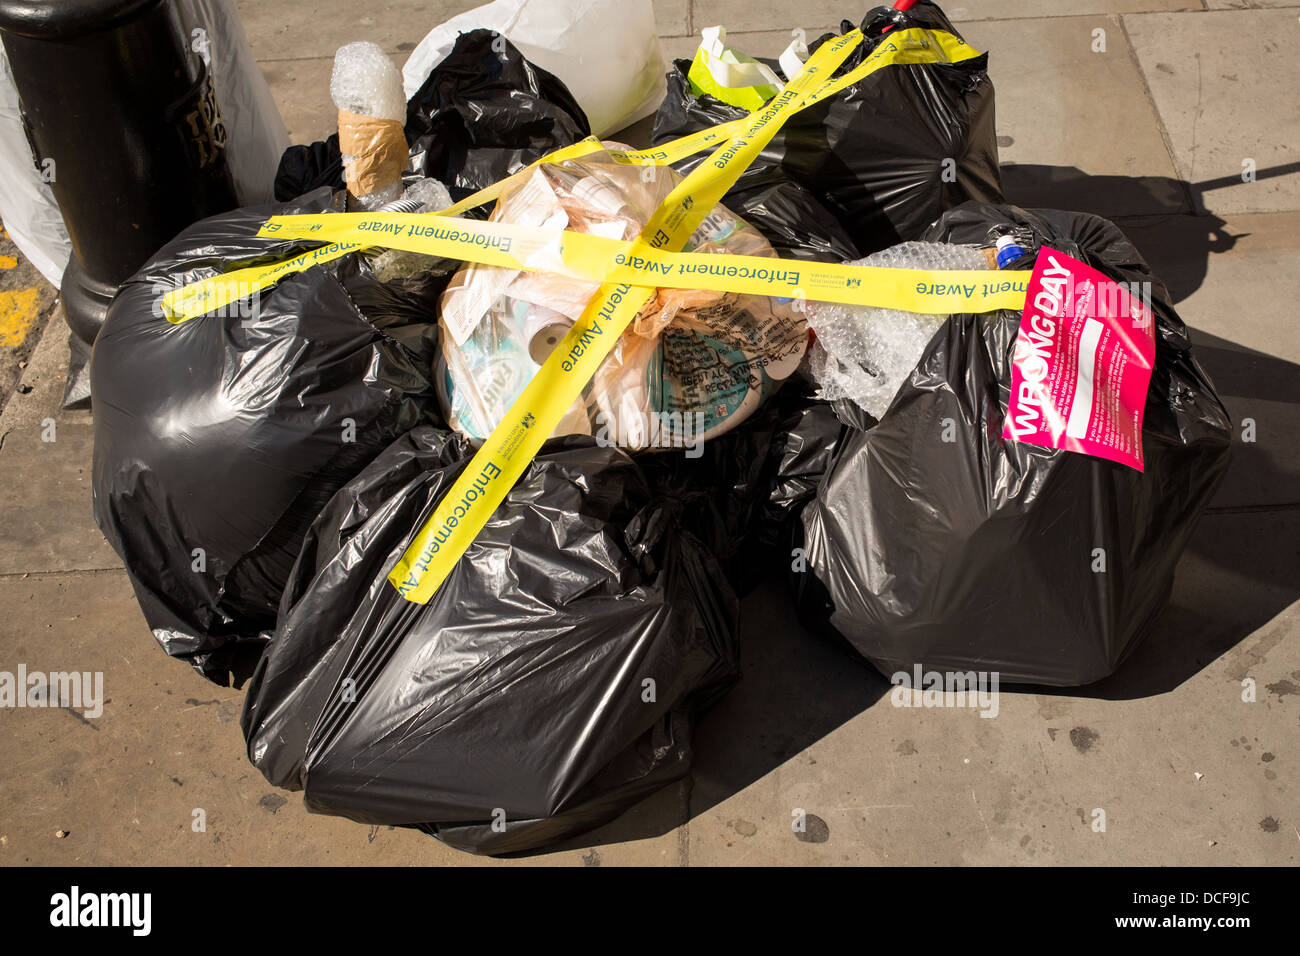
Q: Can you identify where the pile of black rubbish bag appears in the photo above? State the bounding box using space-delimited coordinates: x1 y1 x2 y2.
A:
90 3 1231 855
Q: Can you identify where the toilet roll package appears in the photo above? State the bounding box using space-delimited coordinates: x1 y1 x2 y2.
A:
437 145 808 450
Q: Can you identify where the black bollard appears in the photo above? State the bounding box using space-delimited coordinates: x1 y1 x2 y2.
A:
0 0 240 406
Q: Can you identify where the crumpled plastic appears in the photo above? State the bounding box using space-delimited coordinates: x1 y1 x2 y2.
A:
332 41 407 208
438 144 808 448
806 240 991 420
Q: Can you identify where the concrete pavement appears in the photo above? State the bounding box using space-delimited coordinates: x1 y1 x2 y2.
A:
0 0 1296 865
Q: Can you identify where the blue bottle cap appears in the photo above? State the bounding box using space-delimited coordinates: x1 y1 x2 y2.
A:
995 235 1025 269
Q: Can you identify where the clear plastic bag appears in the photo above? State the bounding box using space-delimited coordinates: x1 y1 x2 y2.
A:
437 145 807 449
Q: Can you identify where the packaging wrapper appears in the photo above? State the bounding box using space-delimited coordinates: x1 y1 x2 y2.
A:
437 144 808 449
337 108 406 199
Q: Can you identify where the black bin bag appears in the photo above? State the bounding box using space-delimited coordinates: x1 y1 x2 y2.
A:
652 1 1001 260
241 427 740 855
636 379 846 596
798 204 1233 686
91 188 446 686
405 29 591 202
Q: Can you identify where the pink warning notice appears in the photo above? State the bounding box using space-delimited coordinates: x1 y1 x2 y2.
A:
1002 247 1156 471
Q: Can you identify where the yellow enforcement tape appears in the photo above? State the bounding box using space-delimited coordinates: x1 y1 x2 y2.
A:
160 27 978 323
158 122 753 323
442 120 751 215
155 26 992 605
436 28 978 213
255 210 1030 314
387 27 867 603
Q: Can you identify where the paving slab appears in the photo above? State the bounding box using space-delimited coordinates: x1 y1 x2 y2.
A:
959 15 1187 217
688 511 1300 866
0 303 107 576
239 0 691 59
1205 0 1300 11
0 425 119 576
690 0 1199 35
948 0 1198 17
682 2 841 39
654 0 691 37
1123 8 1300 214
1198 391 1300 511
659 30 781 62
0 570 683 866
236 0 471 61
1119 210 1300 511
1141 211 1300 363
257 56 336 146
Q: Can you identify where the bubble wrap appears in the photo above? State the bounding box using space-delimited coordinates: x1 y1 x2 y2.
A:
397 177 452 210
330 41 405 120
372 178 455 280
807 242 990 420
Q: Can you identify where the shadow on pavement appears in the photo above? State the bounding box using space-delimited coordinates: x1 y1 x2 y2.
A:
1056 330 1300 702
1002 160 1300 303
540 570 888 855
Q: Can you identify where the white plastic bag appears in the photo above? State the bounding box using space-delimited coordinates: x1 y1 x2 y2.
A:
0 43 70 286
401 0 666 138
182 0 289 205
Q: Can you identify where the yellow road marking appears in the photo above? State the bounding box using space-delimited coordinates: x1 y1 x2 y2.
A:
0 255 17 269
0 287 41 347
